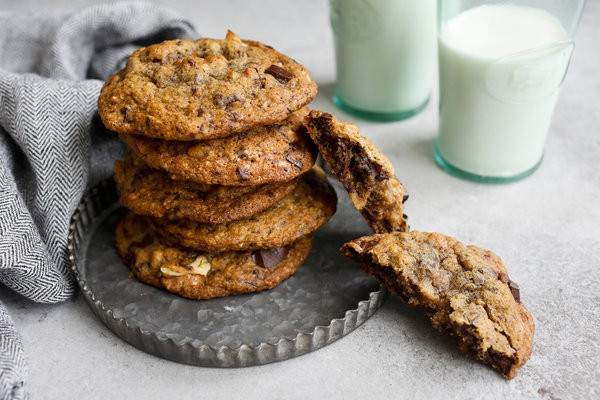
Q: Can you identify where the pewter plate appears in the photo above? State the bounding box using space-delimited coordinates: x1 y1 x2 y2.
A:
68 179 386 367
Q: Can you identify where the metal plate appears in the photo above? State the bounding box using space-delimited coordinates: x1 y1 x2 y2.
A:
68 179 386 367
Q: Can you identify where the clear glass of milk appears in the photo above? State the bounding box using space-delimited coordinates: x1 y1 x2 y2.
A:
435 0 586 182
329 0 437 121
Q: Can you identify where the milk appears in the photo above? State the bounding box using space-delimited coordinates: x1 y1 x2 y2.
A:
331 0 436 117
437 5 571 178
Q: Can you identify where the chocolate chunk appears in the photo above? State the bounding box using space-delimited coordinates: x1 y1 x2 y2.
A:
237 166 250 180
120 106 130 121
252 247 289 269
497 271 510 284
362 206 377 220
318 121 350 177
357 149 389 181
508 280 521 303
285 153 303 169
214 93 240 108
265 65 295 83
488 350 514 375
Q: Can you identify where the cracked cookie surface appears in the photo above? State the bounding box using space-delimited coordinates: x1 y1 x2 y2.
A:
116 212 312 300
341 231 534 379
98 31 317 141
305 110 408 233
120 107 316 186
148 167 337 252
114 150 297 224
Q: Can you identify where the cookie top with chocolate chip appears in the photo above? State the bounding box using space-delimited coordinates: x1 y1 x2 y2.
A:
341 231 535 379
147 167 337 252
115 212 313 300
305 110 408 233
114 150 298 224
120 107 316 186
98 31 318 141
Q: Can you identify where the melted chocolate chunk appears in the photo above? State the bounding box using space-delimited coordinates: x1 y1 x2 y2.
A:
359 151 389 181
488 350 514 375
508 280 521 303
311 114 351 177
285 153 303 169
265 65 295 83
252 247 289 269
237 166 251 180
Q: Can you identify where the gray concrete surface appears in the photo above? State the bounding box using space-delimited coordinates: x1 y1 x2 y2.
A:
1 0 599 399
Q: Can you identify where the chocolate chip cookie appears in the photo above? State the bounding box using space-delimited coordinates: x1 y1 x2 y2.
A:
98 31 318 141
148 167 337 252
120 108 316 186
341 231 535 379
114 150 297 224
116 212 313 300
305 111 408 234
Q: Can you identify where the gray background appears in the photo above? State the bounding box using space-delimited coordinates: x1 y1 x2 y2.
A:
1 0 599 399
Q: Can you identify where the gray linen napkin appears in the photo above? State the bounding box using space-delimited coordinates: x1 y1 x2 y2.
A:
0 2 196 398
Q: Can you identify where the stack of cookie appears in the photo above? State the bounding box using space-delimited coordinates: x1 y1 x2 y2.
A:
98 31 336 299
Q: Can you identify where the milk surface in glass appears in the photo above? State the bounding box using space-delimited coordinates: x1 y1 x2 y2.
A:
331 0 436 116
437 4 571 178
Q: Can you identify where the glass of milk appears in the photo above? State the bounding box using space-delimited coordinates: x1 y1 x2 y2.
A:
329 0 437 121
435 0 586 182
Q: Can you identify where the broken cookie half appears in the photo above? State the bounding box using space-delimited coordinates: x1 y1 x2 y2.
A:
305 110 408 233
341 231 535 379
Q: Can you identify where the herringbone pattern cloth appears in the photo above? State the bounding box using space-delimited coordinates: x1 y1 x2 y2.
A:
0 3 196 398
